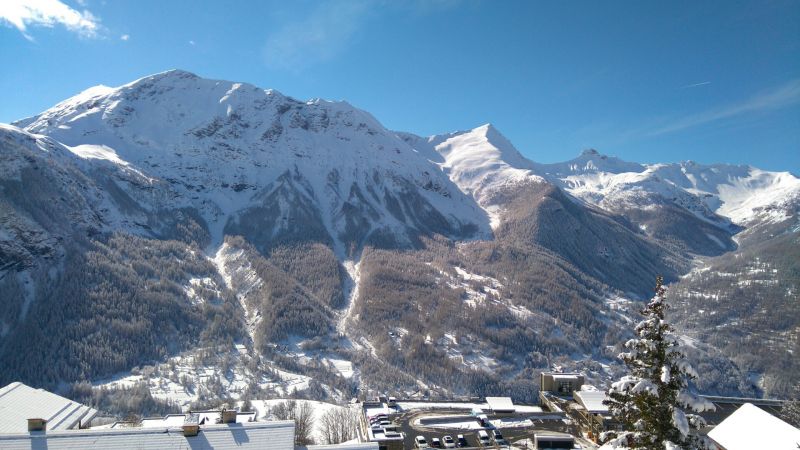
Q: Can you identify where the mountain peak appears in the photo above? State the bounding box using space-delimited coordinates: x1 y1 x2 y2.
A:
472 122 496 134
137 68 199 82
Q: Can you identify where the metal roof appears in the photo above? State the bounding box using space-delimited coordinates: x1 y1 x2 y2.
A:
573 391 609 414
0 420 295 450
0 382 98 433
485 397 515 412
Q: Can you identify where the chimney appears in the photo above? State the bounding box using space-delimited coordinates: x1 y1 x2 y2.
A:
183 413 200 437
221 408 237 424
27 418 47 432
182 423 200 437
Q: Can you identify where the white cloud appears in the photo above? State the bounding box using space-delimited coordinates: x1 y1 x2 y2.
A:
188 40 195 46
648 79 800 136
120 33 129 41
263 0 371 70
679 81 711 89
0 0 101 40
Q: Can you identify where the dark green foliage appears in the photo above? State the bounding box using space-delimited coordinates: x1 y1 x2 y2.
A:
604 277 710 450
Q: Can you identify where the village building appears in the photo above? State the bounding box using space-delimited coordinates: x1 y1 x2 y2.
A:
0 382 98 433
707 402 800 450
540 372 585 395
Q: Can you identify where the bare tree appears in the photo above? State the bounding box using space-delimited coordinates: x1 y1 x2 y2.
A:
319 407 359 444
269 400 315 445
291 401 315 446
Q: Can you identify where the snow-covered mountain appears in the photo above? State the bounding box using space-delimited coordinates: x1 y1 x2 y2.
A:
399 124 545 229
15 69 491 256
1 70 798 404
531 149 800 228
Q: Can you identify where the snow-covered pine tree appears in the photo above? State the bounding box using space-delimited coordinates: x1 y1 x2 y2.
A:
601 276 715 450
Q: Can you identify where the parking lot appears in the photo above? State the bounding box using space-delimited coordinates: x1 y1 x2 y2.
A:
394 409 580 449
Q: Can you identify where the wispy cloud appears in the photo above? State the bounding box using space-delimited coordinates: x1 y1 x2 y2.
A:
0 0 101 40
188 40 195 46
261 1 462 71
263 1 372 71
120 33 129 41
679 81 711 89
648 79 800 136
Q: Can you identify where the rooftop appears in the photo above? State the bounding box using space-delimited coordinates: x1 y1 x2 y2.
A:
485 397 515 412
137 410 257 428
0 420 295 450
306 443 379 450
573 391 609 414
0 382 98 433
707 403 800 450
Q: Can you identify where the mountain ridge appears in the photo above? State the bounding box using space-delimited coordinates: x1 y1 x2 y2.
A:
1 69 797 404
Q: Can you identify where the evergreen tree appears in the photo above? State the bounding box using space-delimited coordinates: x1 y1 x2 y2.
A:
781 382 800 427
602 276 715 450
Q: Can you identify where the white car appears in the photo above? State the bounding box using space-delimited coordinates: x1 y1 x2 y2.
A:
477 430 491 446
415 435 429 448
443 435 456 448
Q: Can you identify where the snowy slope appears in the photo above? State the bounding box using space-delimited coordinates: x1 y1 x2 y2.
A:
531 150 800 227
400 124 545 228
17 70 491 255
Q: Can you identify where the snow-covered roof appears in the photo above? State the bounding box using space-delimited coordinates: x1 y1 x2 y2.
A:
0 382 98 433
485 397 515 412
139 411 256 428
0 420 295 450
551 373 582 381
708 403 800 450
307 443 379 450
574 391 609 414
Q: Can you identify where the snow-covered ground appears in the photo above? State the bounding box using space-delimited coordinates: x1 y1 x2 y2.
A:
212 242 263 344
93 343 343 409
248 399 357 444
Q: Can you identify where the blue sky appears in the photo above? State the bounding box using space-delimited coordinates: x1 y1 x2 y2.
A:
1 0 798 172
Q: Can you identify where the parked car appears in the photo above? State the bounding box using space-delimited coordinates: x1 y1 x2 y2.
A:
492 429 508 446
456 434 468 447
415 436 429 448
443 435 456 448
431 437 442 448
477 430 491 446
